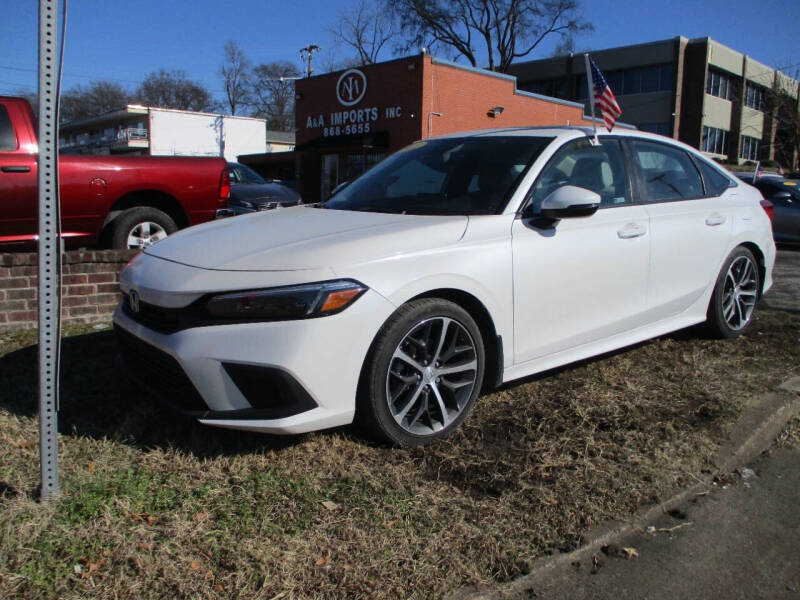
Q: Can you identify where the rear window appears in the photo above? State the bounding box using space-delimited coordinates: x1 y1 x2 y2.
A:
0 105 17 151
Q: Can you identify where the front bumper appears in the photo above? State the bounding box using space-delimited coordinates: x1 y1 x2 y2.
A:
112 287 396 435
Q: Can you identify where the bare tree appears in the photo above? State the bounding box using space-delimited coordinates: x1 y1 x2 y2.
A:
60 81 131 122
389 0 592 73
248 61 301 131
136 69 213 112
330 0 397 65
220 41 251 115
768 79 800 170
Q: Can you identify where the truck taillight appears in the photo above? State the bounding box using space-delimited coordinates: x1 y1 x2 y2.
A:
219 169 231 201
759 199 774 222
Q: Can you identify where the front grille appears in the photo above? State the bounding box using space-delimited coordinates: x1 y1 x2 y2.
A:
255 200 300 211
115 325 208 413
121 294 182 333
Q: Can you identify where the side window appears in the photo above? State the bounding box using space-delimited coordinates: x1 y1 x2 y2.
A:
530 138 630 210
631 140 704 202
0 105 17 151
696 159 734 197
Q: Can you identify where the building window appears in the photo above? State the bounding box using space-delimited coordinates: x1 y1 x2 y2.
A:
745 83 766 111
639 122 671 136
701 126 729 155
706 69 733 100
740 135 761 161
523 77 569 99
577 63 674 99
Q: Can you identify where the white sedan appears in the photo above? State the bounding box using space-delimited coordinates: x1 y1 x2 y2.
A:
114 128 775 446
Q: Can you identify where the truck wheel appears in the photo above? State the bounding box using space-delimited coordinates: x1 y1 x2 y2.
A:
111 207 177 250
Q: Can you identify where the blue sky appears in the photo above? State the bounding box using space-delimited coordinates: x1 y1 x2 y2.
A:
2 0 798 105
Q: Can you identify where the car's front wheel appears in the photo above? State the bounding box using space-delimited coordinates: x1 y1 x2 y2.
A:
706 246 760 338
357 298 485 446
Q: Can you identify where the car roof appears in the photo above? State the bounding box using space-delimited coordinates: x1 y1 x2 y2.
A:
429 126 710 156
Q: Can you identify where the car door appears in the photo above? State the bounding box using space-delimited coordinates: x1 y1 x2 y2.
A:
0 101 38 245
511 137 650 365
629 139 733 321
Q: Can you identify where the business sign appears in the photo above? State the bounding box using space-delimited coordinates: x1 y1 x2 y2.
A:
336 69 367 106
302 67 405 139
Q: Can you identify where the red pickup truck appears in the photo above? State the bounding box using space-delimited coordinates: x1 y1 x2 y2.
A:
0 96 230 250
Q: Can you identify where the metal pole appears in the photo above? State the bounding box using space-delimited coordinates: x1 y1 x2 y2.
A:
584 53 598 144
38 0 61 499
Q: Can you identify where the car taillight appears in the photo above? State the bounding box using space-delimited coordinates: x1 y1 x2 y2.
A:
759 199 774 222
219 168 231 201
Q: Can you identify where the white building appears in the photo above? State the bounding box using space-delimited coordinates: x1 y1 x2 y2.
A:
59 105 286 162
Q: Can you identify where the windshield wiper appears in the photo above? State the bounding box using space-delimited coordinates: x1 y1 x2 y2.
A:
349 206 404 214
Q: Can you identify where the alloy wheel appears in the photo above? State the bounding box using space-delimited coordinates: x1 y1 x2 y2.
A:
386 316 479 436
126 221 168 249
721 255 758 330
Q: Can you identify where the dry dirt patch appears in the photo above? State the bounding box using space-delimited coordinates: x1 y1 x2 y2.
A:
1 309 798 599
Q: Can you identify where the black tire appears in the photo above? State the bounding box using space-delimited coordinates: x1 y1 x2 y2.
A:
356 298 485 446
705 246 760 338
110 207 177 250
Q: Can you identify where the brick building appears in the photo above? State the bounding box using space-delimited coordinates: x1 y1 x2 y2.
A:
241 54 603 204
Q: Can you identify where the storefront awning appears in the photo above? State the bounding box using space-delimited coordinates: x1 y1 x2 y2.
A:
295 131 389 152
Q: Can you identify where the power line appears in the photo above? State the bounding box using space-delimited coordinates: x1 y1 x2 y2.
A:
0 63 231 95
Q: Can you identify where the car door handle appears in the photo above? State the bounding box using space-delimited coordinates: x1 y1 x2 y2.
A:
705 212 726 226
617 223 647 239
1 165 31 173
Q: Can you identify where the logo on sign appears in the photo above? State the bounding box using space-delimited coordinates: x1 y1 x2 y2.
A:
336 69 367 107
128 290 140 314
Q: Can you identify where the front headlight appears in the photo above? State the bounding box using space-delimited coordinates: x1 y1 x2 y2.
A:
232 199 255 209
205 280 367 321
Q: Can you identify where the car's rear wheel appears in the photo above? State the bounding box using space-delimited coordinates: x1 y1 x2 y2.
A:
706 246 760 338
111 207 177 250
357 298 485 446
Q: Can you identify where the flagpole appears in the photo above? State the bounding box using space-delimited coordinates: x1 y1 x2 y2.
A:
584 53 598 145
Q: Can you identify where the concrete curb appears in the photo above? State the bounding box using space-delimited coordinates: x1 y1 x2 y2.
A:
448 378 800 600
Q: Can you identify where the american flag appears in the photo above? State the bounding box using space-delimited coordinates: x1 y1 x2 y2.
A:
588 57 622 131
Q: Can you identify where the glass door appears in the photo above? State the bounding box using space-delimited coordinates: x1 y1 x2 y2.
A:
321 154 339 201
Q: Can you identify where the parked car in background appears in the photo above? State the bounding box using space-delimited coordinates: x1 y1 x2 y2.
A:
223 162 301 216
736 173 800 244
0 96 231 250
115 128 775 447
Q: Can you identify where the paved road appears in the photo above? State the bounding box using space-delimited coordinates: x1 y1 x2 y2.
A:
762 247 800 314
525 447 800 600
520 248 800 600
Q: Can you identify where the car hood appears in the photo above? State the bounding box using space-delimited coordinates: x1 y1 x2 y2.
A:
144 206 469 271
230 182 299 203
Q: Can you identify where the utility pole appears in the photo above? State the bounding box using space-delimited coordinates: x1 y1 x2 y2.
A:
300 44 321 78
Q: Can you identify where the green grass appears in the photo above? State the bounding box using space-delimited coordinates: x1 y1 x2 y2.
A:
1 309 798 598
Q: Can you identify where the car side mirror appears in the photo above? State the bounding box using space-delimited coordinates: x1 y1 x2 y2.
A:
537 185 601 220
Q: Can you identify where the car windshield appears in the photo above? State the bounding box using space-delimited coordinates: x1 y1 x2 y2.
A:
323 136 554 215
229 163 267 185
